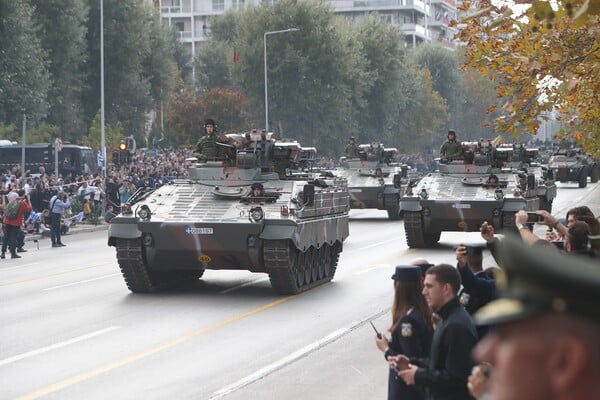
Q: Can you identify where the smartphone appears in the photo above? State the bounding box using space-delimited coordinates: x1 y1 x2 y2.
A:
527 212 543 223
479 221 489 234
369 320 382 339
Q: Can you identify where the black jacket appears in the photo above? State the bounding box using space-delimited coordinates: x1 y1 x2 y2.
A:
411 297 478 400
384 308 433 400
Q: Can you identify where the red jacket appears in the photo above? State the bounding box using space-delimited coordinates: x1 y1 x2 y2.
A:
3 200 33 227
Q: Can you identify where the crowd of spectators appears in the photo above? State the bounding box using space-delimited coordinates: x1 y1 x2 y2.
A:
373 204 598 400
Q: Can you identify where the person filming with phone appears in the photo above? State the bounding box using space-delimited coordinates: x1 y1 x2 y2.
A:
374 265 433 400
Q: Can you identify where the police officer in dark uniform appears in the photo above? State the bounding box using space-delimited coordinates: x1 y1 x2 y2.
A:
375 266 433 400
398 264 478 400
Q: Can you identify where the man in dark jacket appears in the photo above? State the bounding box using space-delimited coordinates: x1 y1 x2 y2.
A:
398 264 478 400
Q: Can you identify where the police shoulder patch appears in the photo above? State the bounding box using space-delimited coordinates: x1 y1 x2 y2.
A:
401 323 413 337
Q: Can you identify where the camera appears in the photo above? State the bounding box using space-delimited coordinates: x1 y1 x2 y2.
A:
527 212 543 223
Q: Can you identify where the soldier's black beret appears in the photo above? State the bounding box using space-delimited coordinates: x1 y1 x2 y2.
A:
391 265 422 282
475 235 600 326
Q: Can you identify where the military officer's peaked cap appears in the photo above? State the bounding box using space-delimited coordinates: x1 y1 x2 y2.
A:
391 265 422 282
475 235 600 326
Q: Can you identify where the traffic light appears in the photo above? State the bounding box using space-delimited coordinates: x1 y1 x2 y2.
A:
112 150 121 165
119 140 127 152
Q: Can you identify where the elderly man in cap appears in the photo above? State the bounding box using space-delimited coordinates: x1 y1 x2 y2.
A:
472 236 600 400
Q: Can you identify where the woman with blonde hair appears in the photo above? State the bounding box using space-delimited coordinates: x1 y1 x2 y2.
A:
375 265 434 400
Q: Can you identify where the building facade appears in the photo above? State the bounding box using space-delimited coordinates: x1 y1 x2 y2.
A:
157 0 458 64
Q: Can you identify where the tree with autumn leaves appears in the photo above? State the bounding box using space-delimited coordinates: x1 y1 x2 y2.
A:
165 87 249 146
456 0 600 157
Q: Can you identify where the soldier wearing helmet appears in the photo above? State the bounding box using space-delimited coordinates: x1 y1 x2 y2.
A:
439 130 463 160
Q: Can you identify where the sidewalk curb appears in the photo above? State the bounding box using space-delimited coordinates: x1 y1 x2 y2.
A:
23 224 109 242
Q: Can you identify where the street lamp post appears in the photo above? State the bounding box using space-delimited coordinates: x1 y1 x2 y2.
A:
264 28 299 133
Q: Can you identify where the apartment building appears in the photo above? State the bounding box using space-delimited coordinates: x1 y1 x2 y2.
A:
157 0 457 62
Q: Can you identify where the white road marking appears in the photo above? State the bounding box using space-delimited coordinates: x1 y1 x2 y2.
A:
208 327 350 399
219 277 270 294
354 264 388 275
350 236 400 252
0 326 120 367
42 273 120 291
209 310 390 399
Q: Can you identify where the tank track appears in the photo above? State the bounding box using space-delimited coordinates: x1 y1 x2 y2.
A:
264 240 341 295
386 204 402 220
404 211 440 248
404 211 426 248
115 238 205 293
115 238 157 293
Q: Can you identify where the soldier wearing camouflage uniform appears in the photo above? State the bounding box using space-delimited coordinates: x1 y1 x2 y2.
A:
439 129 463 160
195 119 223 158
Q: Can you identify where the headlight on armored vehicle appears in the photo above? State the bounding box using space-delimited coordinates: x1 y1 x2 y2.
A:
494 189 504 201
249 206 264 222
137 205 152 221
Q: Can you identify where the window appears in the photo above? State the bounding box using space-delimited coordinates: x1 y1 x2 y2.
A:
212 0 224 11
175 22 184 31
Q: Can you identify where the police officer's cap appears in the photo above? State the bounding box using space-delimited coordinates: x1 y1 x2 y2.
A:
204 118 216 127
391 265 422 282
475 235 600 326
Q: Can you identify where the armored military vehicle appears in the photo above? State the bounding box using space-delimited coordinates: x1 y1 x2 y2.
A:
548 147 599 188
336 143 411 220
497 144 557 212
401 139 556 248
108 132 350 295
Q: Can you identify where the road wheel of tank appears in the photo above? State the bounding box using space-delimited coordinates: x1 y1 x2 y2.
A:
310 247 320 282
323 244 332 278
115 238 157 293
316 246 326 280
578 171 588 188
303 248 313 285
590 165 600 183
404 211 426 248
296 251 306 289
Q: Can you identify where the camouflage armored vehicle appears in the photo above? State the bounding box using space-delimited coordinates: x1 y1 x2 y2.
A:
548 147 599 188
108 132 350 295
336 143 411 220
401 139 556 248
497 144 557 212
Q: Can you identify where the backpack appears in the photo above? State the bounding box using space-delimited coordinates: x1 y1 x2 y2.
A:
4 199 20 219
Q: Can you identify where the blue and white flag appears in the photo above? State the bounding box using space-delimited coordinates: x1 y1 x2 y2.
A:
97 150 105 167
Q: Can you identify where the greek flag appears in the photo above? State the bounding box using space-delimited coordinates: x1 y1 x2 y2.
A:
97 150 105 167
